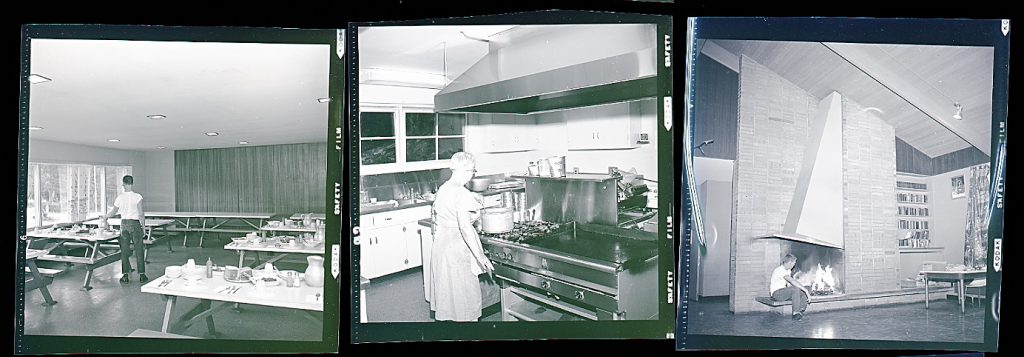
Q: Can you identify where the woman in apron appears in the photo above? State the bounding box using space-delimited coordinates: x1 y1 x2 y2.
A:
429 152 494 321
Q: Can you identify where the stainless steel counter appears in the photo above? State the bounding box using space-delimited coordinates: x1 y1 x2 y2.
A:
360 187 524 214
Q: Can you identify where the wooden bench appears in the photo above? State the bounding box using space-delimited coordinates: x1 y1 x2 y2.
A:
127 328 199 339
755 296 792 315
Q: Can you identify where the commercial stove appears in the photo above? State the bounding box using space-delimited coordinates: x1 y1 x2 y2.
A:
480 221 658 321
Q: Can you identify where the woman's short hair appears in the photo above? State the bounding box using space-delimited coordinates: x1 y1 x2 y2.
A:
449 152 476 171
783 254 797 264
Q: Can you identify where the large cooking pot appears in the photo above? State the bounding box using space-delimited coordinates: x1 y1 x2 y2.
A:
480 207 514 234
468 177 493 192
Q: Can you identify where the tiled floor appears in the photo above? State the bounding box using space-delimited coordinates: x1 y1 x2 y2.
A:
687 296 985 342
365 268 500 322
22 235 323 341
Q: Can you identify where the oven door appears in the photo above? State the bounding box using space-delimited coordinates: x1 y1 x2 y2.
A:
500 285 621 321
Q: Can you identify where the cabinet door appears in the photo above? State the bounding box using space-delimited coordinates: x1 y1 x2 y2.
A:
405 223 423 268
374 225 407 277
566 101 640 150
484 114 536 152
419 225 434 303
359 231 384 279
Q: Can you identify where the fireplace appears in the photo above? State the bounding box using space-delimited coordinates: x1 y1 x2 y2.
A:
782 240 844 296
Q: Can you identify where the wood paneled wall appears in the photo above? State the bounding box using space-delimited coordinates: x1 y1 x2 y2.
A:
175 143 327 214
693 53 739 160
896 136 989 176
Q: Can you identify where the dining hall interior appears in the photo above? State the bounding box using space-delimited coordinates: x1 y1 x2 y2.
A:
22 34 332 340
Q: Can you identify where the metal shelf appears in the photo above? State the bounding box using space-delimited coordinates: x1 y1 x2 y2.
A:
898 247 944 253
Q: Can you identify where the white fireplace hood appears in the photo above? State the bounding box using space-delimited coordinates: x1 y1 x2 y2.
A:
760 92 845 250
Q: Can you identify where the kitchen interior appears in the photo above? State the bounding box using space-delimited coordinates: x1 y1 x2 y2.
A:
687 39 994 341
357 24 663 322
23 37 330 340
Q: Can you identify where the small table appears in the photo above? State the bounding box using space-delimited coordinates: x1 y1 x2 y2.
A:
26 229 122 290
140 272 323 336
288 213 326 222
25 249 58 306
922 270 987 313
224 241 324 269
146 212 273 248
81 218 176 261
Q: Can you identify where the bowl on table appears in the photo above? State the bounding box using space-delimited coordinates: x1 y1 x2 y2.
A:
182 266 205 278
165 266 182 279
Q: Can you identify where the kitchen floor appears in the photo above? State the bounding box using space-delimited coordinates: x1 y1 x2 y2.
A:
22 234 323 341
687 296 985 342
365 268 501 322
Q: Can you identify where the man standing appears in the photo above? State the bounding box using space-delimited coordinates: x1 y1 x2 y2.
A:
103 175 148 284
770 254 811 320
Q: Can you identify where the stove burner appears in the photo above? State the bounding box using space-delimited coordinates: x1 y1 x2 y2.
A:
483 221 564 243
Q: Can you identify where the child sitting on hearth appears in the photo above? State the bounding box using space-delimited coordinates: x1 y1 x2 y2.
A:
770 254 812 320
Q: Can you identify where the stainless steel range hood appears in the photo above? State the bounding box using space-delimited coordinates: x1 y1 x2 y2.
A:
434 24 658 114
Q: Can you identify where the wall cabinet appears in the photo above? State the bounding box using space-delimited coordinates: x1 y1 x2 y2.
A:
566 101 643 150
480 114 537 153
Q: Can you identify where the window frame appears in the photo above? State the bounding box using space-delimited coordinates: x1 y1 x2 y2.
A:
358 104 466 175
26 162 132 229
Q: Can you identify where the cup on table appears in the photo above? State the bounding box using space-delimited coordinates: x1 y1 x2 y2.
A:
224 265 239 280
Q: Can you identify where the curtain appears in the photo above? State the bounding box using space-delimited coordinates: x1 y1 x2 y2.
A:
963 163 990 269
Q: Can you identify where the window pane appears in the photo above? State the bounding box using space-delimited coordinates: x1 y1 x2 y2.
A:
405 113 436 137
27 164 38 228
438 138 464 161
360 112 395 138
361 139 396 165
438 113 465 135
39 164 67 226
406 138 437 162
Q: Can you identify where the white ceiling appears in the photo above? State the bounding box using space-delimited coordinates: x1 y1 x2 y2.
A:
28 39 331 151
357 25 517 83
709 40 993 158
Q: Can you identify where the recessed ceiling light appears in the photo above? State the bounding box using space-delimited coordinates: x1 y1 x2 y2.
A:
317 98 331 103
108 139 120 143
205 132 219 136
28 126 43 130
239 141 249 145
953 103 964 120
147 114 167 120
157 146 166 149
28 74 52 84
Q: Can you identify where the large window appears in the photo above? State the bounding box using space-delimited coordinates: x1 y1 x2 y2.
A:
359 105 465 167
26 163 132 229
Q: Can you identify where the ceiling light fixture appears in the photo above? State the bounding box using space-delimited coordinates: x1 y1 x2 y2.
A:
953 103 964 120
205 132 219 136
108 139 120 143
28 74 52 84
157 146 166 149
239 141 249 145
29 126 43 130
317 98 330 103
147 114 167 120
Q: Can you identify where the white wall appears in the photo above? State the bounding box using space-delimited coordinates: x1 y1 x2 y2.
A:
359 84 438 106
930 166 976 265
693 157 734 187
143 150 176 211
28 139 149 194
466 98 661 179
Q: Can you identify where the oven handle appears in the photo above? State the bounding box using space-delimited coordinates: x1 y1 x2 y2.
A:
486 241 619 274
509 286 599 321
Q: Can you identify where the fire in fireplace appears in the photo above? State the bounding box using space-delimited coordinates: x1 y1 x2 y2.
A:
784 240 844 296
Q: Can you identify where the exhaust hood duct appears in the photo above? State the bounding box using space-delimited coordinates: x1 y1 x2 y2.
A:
434 24 658 114
761 92 845 250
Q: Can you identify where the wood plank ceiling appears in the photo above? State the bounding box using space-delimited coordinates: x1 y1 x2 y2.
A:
710 40 993 158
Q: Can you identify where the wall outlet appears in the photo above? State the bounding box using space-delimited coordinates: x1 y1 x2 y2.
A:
637 133 650 144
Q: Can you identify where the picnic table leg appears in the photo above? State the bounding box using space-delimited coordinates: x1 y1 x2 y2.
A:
199 218 208 248
925 277 929 309
161 295 177 333
27 260 57 306
81 242 101 291
237 251 246 269
183 217 191 247
960 278 966 313
203 299 218 336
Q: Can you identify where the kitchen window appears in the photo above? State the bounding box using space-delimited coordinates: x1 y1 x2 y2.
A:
26 163 132 229
360 105 465 171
